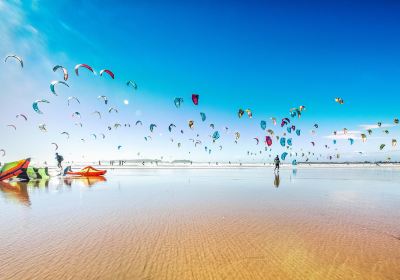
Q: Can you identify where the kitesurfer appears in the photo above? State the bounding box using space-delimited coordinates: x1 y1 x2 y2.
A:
55 153 64 169
274 155 280 171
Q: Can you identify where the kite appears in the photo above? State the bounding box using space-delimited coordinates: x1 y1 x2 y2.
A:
67 96 80 106
150 124 157 132
280 137 286 147
238 109 244 118
51 143 58 151
53 65 68 81
72 112 81 118
91 134 97 140
245 109 252 118
98 95 108 105
260 120 266 130
127 80 138 90
108 107 118 113
38 124 47 132
174 97 184 108
192 94 199 105
295 129 301 136
168 123 176 132
292 159 297 165
335 97 344 104
200 112 206 121
75 63 94 76
135 120 142 126
209 123 215 130
270 117 277 125
61 132 70 139
32 99 50 114
361 134 367 142
394 118 399 125
118 145 122 150
75 122 83 127
265 136 272 146
92 111 101 119
16 114 28 121
254 137 259 145
7 124 16 130
4 55 23 68
287 138 292 146
379 144 385 150
392 139 397 147
348 138 354 145
188 120 194 129
212 131 220 142
281 118 290 127
281 152 288 160
99 69 115 79
50 80 69 96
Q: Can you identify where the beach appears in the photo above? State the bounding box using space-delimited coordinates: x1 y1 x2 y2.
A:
0 167 399 279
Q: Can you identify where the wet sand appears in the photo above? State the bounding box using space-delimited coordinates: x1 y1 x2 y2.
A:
0 168 399 279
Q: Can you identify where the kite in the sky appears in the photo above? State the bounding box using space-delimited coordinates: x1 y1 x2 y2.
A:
192 94 199 105
100 69 115 79
53 65 68 81
75 63 94 76
4 55 23 68
50 80 69 96
32 99 50 114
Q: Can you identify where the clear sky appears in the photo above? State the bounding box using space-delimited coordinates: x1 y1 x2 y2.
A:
0 0 399 164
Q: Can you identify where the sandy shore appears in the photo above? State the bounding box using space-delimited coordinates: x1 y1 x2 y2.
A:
1 168 399 279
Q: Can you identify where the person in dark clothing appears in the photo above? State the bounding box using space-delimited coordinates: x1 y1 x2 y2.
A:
55 153 64 169
274 155 280 171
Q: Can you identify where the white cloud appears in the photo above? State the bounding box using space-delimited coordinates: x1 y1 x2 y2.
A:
359 123 394 130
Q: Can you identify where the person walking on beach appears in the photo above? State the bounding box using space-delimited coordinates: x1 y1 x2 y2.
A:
274 155 280 172
55 152 64 169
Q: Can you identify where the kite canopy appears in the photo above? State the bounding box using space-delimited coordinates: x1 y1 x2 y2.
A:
53 65 68 81
127 80 138 90
200 112 206 122
50 80 69 96
192 94 199 105
174 97 183 108
281 152 288 160
100 69 115 79
265 136 272 146
0 158 30 181
32 99 50 114
260 120 266 130
212 131 220 142
4 55 23 68
75 63 94 76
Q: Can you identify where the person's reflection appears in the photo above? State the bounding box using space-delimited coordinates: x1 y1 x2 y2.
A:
274 173 280 188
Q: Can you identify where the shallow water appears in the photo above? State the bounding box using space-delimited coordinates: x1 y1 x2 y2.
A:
0 168 399 280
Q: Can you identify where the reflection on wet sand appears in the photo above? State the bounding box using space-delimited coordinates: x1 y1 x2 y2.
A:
0 169 399 279
0 181 30 206
274 172 280 188
63 176 107 187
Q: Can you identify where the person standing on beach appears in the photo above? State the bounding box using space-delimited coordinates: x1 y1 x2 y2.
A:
274 155 280 171
55 153 64 169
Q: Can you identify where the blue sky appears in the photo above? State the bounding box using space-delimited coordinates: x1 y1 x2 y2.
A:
0 0 399 163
